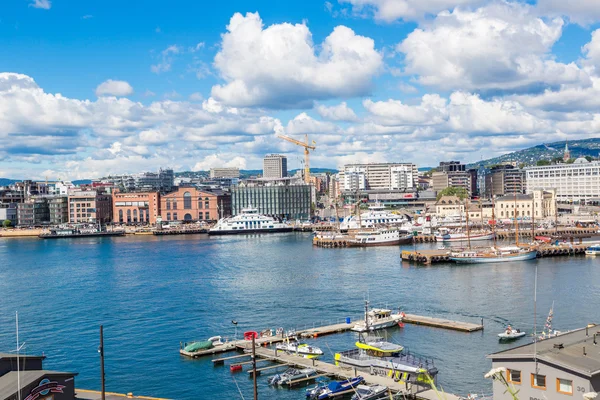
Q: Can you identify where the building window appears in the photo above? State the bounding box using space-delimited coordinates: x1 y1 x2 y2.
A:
183 192 192 209
507 369 521 384
205 212 210 220
133 209 138 222
166 199 171 210
531 374 546 390
119 209 123 223
198 201 203 209
126 209 131 223
205 201 209 208
173 201 177 210
173 212 178 220
556 379 572 395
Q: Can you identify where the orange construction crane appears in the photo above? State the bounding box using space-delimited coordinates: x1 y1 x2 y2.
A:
277 134 316 184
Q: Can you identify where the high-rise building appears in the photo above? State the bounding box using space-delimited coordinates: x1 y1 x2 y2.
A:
341 163 418 192
525 157 600 202
232 182 311 220
263 155 288 179
432 161 473 196
485 165 526 197
209 167 240 179
68 189 112 224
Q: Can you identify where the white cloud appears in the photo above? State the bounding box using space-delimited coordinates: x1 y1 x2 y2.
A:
339 0 483 22
583 29 600 72
211 12 383 108
363 94 448 126
193 154 247 171
537 0 600 26
143 89 156 97
397 1 589 91
29 0 51 9
315 102 359 122
189 42 205 52
189 92 204 101
286 112 342 135
151 45 182 74
95 79 134 97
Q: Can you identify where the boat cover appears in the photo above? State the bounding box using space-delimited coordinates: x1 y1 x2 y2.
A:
184 340 213 352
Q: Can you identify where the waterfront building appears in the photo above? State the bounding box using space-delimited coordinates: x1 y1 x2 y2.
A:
0 203 17 226
432 161 474 196
485 165 526 197
47 181 75 195
263 154 288 179
68 189 112 224
16 198 50 226
48 195 69 225
488 326 600 400
434 195 465 217
96 168 174 193
160 187 230 223
494 189 556 220
232 181 311 220
0 352 77 400
341 163 418 192
209 167 240 179
112 190 160 225
525 158 600 202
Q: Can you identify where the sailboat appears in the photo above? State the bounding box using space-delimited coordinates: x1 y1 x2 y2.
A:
538 302 561 341
450 194 537 263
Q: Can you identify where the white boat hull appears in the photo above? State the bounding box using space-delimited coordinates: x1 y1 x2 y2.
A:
351 317 402 332
498 331 526 340
451 250 538 264
436 233 495 242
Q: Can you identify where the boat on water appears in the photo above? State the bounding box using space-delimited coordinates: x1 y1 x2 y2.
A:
435 229 494 242
450 246 538 264
351 301 404 332
276 339 324 358
181 336 225 353
269 367 317 385
355 333 404 356
585 244 600 255
208 206 293 235
498 326 526 341
340 203 408 231
351 384 389 400
39 227 125 239
348 228 413 247
306 376 365 399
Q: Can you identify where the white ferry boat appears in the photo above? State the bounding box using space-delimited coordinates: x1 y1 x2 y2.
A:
435 228 494 242
585 244 600 256
340 203 407 230
208 207 293 235
349 228 413 247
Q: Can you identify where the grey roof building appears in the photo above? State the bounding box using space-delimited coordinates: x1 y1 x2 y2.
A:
488 325 600 400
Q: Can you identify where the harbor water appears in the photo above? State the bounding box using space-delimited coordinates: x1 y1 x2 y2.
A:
0 233 598 399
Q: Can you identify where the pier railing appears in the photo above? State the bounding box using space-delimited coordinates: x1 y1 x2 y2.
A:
292 315 365 333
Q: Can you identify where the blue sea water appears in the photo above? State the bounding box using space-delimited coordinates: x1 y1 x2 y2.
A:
0 233 598 400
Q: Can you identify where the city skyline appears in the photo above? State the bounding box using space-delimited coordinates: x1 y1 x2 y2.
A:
2 0 600 180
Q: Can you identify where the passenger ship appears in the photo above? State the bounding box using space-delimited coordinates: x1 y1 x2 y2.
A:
349 228 413 247
340 203 408 230
208 207 293 235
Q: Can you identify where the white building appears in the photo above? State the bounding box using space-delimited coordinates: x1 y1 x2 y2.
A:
209 167 240 179
263 154 288 179
525 158 600 202
341 163 418 192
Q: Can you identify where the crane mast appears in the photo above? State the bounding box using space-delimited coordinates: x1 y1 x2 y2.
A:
277 134 316 184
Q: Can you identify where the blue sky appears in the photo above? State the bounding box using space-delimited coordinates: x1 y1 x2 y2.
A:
1 0 600 179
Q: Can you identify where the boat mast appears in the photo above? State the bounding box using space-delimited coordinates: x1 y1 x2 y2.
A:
531 192 535 242
16 311 21 400
465 198 471 250
491 177 497 248
364 300 370 331
514 192 519 247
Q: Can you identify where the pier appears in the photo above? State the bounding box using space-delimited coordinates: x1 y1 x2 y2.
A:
181 314 482 358
153 228 208 235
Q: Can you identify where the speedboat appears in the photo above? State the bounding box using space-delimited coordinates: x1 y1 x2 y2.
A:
306 376 364 399
356 334 404 356
352 301 404 332
498 327 526 341
269 367 317 385
586 245 600 255
351 385 389 400
276 340 324 358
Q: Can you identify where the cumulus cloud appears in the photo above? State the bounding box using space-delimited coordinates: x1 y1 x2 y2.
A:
363 94 448 126
193 154 247 171
583 29 600 72
315 102 359 122
339 0 483 22
211 12 383 108
151 45 182 74
29 0 51 9
537 0 600 26
95 79 134 97
397 1 589 91
286 113 342 135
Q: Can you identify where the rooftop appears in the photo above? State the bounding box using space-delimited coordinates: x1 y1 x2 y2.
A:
0 352 45 360
0 370 76 400
495 194 532 201
488 325 600 377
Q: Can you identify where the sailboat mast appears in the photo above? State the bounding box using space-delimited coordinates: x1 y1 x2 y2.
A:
532 192 535 242
465 198 471 250
514 192 519 246
16 311 21 400
491 177 497 248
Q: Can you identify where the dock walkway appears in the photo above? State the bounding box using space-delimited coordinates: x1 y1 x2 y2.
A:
181 314 482 358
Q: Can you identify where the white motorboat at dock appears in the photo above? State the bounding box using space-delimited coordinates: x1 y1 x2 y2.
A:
208 206 293 235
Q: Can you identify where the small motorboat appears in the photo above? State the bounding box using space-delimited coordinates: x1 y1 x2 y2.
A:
351 384 389 400
355 333 404 357
269 367 317 385
229 364 242 372
207 336 224 346
498 326 526 341
586 245 600 256
276 339 324 358
306 376 365 399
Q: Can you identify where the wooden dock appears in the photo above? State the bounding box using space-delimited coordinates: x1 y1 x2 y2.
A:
181 314 482 358
245 346 461 400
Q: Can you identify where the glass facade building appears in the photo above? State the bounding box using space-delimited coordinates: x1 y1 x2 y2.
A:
232 184 311 220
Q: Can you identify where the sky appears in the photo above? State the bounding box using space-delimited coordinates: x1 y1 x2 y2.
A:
2 0 600 179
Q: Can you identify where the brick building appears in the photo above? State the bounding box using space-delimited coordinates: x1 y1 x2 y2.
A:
112 191 160 225
160 187 229 223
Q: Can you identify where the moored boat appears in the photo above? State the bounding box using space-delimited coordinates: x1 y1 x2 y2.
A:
348 228 412 247
351 301 404 332
450 247 537 264
276 339 324 358
306 376 364 399
208 206 292 235
39 228 125 239
585 244 600 255
351 384 389 400
269 367 317 385
435 230 494 242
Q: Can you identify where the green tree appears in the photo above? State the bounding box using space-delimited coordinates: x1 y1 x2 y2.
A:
566 158 575 164
536 160 551 166
436 186 469 201
585 156 593 162
2 219 11 228
518 162 526 169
